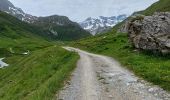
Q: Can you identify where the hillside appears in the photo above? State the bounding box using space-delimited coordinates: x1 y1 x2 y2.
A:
112 0 170 30
0 11 52 57
71 0 170 91
140 0 170 15
114 0 170 31
0 11 79 99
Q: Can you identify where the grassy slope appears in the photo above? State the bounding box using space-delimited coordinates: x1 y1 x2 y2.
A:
141 0 170 15
71 32 170 91
113 0 170 31
0 12 79 99
0 46 79 100
0 11 52 57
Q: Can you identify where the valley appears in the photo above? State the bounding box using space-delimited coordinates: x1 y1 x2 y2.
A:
0 8 80 100
0 0 170 100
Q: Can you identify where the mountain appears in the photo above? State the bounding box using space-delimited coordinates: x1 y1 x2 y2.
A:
0 0 37 23
0 0 91 41
33 15 91 41
80 15 127 35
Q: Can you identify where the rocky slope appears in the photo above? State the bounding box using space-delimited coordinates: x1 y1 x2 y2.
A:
80 15 127 35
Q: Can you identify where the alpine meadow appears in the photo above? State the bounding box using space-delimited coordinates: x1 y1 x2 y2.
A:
0 0 170 100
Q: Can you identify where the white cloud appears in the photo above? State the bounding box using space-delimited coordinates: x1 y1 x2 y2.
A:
9 0 158 21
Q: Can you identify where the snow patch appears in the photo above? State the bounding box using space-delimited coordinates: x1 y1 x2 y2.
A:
84 25 93 30
22 50 30 55
0 58 9 68
50 29 58 36
4 11 10 14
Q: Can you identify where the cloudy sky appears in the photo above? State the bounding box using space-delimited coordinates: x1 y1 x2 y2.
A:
9 0 158 22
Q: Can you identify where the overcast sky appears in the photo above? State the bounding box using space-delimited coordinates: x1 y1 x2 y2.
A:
9 0 158 22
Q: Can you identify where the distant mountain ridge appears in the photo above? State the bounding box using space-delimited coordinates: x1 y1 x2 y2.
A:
0 0 91 41
33 15 91 40
80 15 127 35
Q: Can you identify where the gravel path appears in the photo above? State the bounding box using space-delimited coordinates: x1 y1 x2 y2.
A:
57 47 170 100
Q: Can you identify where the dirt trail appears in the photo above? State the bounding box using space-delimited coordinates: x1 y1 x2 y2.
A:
57 47 170 100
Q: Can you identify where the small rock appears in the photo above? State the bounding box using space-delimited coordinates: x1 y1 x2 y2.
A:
148 88 154 92
109 95 113 98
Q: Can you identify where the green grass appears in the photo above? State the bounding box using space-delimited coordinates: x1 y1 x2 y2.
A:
0 46 79 100
0 11 79 100
0 11 55 58
0 37 52 57
71 32 170 92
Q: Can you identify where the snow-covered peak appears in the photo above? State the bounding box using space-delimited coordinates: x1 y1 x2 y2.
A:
80 14 127 35
0 0 37 23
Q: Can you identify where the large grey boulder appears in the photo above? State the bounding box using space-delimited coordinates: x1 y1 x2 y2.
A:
126 12 170 54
